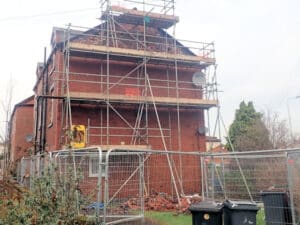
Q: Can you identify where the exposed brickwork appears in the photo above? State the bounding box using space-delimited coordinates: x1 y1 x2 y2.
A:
10 97 34 162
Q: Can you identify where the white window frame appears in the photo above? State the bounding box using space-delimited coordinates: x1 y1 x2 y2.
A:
89 156 105 178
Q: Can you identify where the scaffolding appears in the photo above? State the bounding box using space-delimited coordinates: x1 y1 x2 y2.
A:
60 0 218 142
34 0 220 205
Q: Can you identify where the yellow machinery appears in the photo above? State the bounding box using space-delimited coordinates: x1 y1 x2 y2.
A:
71 125 86 148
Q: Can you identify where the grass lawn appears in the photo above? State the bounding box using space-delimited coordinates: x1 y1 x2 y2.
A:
145 209 266 225
257 209 266 225
146 211 192 225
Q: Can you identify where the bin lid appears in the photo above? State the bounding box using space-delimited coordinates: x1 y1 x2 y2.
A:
224 200 259 211
261 191 287 196
189 201 224 212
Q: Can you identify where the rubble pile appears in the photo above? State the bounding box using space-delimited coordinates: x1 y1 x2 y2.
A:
123 191 202 213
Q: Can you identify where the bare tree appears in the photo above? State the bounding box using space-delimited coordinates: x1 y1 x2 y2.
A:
0 78 14 170
263 109 290 149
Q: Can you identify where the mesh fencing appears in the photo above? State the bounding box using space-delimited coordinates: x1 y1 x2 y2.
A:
202 150 300 225
202 152 289 201
287 151 300 225
16 148 300 225
17 154 49 189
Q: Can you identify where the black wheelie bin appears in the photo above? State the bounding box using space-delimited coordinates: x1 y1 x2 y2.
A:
261 191 292 225
189 201 223 225
224 200 259 225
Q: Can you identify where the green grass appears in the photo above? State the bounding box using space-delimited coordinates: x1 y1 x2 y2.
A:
257 209 266 225
146 211 192 225
145 210 266 225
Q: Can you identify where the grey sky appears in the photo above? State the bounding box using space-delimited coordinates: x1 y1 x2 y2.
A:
1 0 300 139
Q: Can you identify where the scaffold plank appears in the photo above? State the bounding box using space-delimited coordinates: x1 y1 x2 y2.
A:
110 6 179 22
101 5 179 29
89 145 150 150
69 42 215 64
69 92 218 108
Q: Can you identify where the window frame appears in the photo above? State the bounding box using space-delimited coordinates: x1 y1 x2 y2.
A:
88 156 105 178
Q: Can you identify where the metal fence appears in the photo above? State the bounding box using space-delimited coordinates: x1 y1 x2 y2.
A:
17 154 49 189
16 148 300 225
17 148 201 224
0 159 3 179
202 149 300 225
287 151 300 225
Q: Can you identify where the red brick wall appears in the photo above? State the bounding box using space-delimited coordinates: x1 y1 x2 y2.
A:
10 102 34 162
43 54 206 152
68 105 205 150
65 104 205 194
65 57 202 100
37 49 207 195
29 31 208 195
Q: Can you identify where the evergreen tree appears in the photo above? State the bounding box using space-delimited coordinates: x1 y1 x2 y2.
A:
227 101 272 151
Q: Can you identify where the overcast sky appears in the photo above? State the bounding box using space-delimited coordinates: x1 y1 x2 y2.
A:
1 0 300 140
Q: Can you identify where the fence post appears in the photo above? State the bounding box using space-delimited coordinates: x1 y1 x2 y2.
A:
139 153 145 217
287 152 297 225
96 147 103 223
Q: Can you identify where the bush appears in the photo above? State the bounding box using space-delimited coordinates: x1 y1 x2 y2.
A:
0 155 91 225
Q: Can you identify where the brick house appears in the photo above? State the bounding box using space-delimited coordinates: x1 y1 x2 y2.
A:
10 3 217 195
9 96 34 162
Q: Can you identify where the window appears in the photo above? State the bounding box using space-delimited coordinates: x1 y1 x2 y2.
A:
89 156 105 177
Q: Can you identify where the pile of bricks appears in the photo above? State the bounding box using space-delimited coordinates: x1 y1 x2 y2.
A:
123 192 202 213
